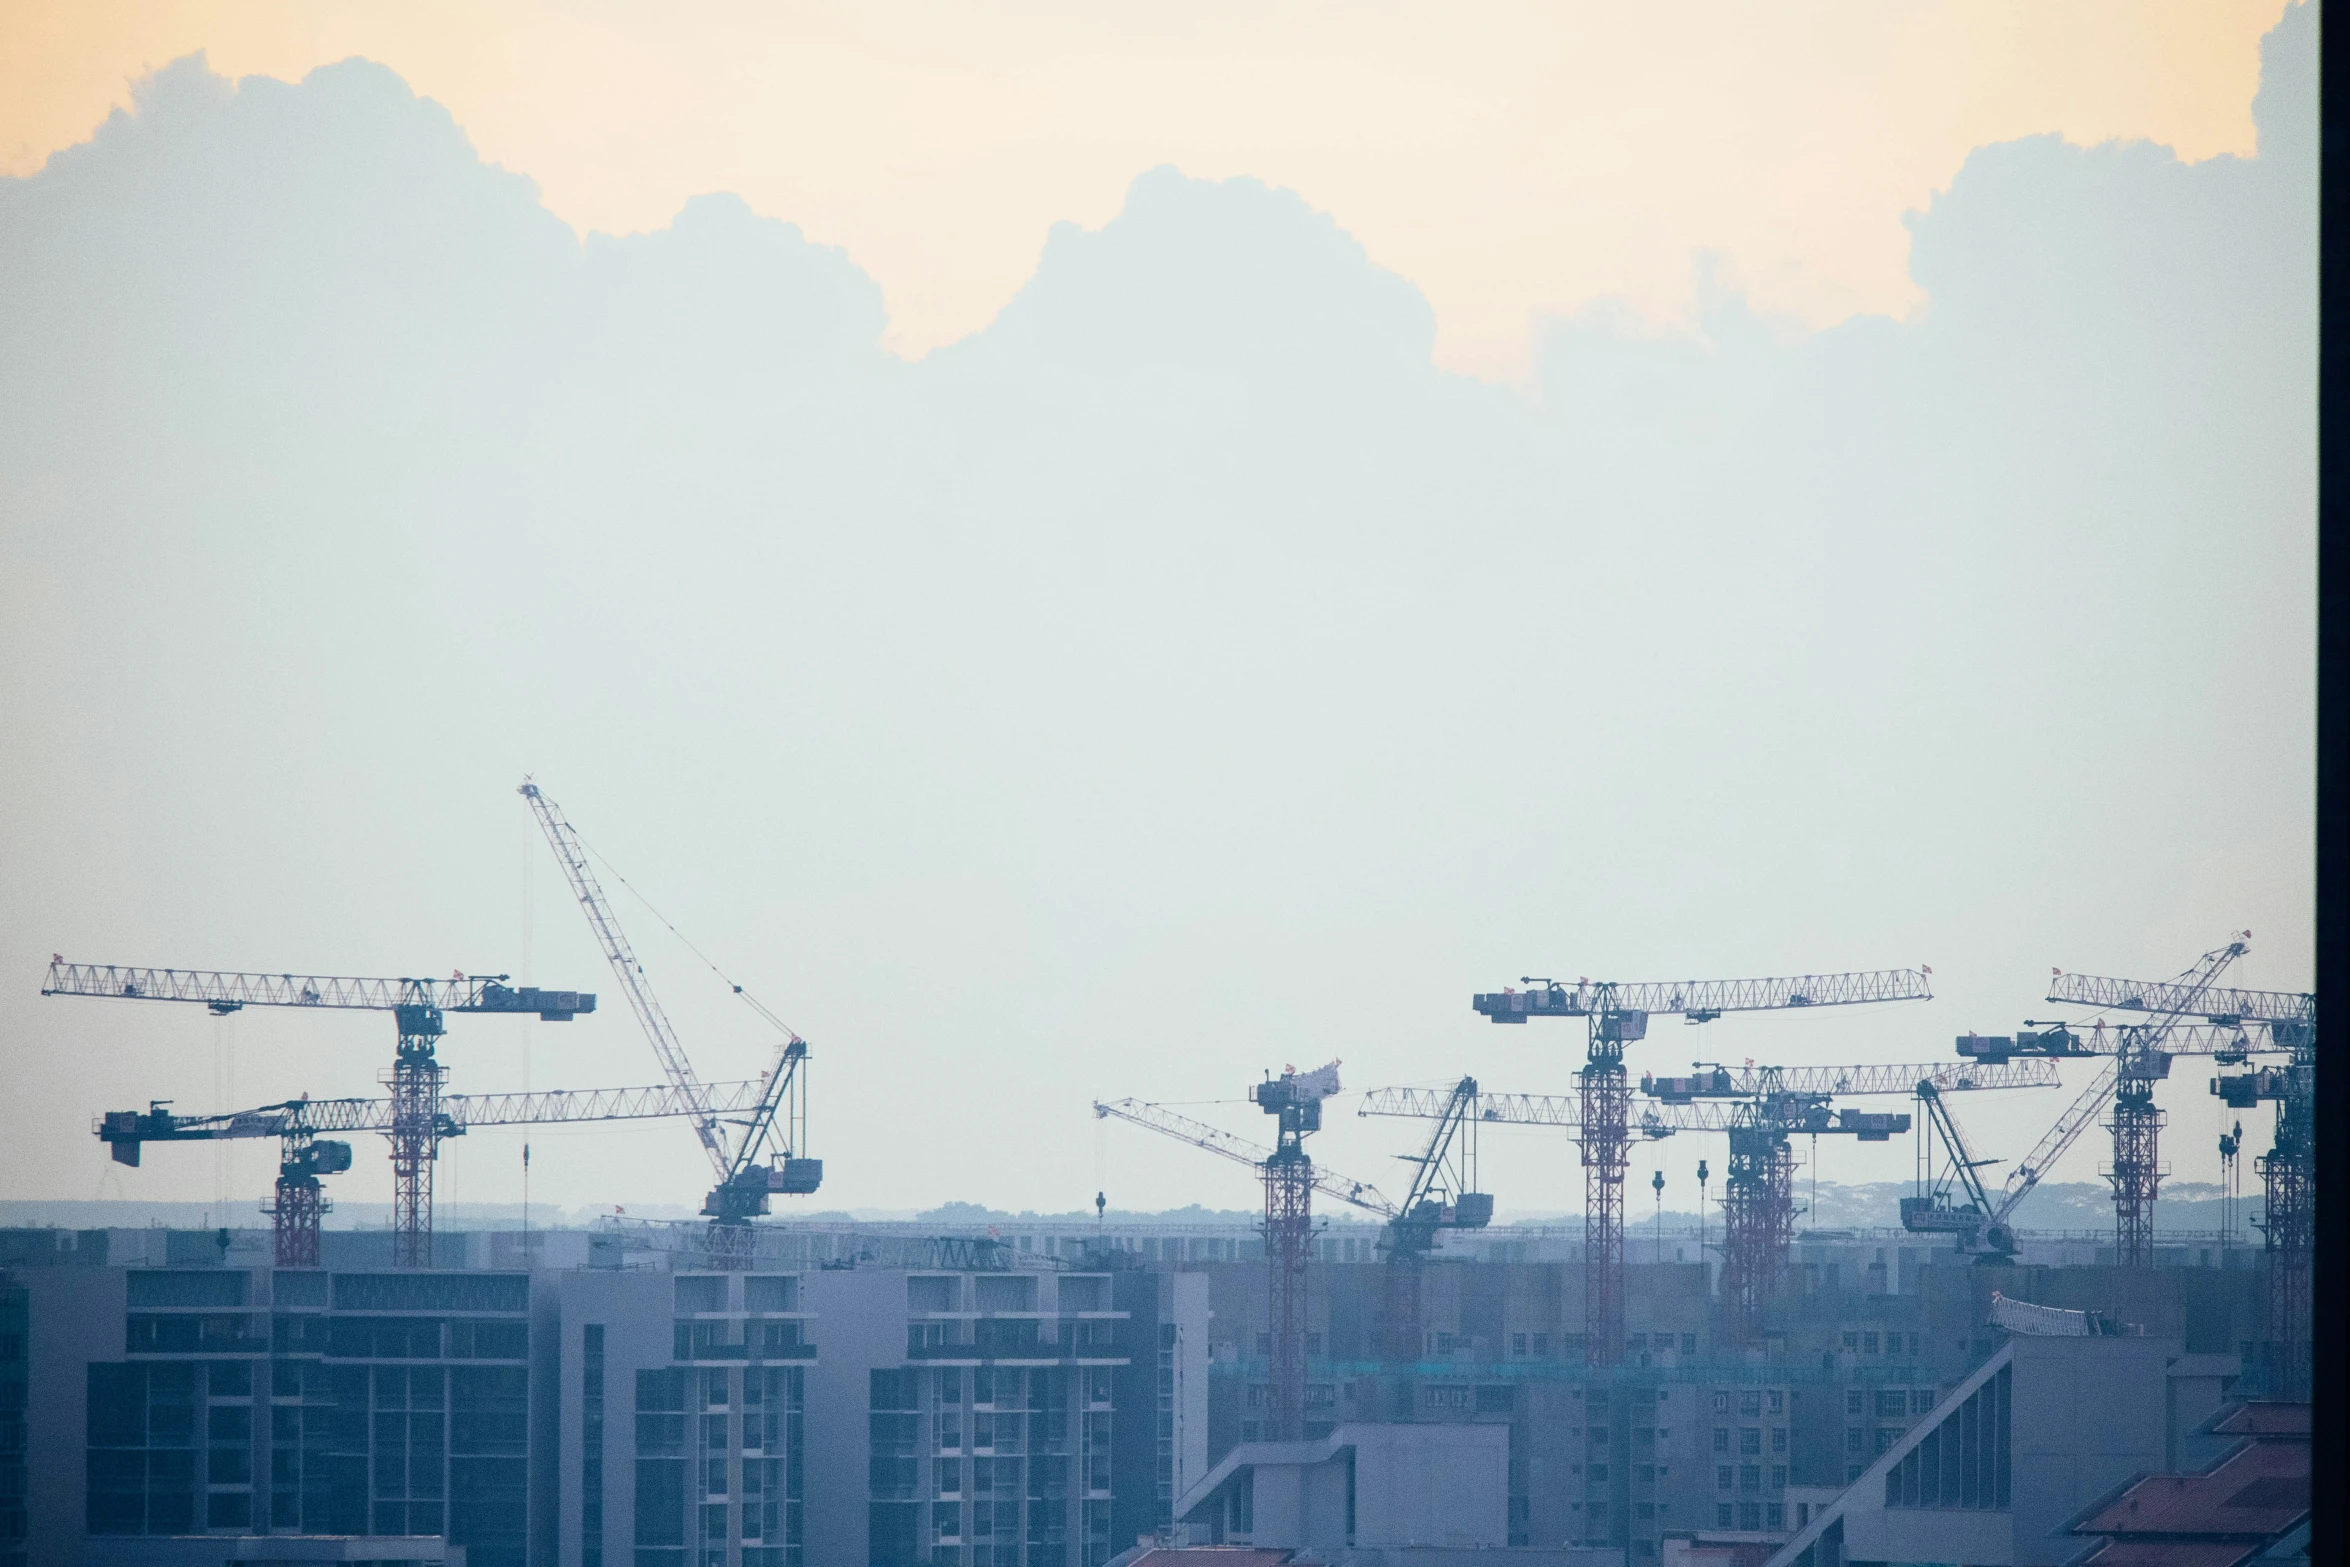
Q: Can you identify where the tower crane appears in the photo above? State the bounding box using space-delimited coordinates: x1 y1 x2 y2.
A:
1364 1060 2039 1345
1634 1060 2052 1339
520 781 820 1269
1367 1077 1491 1362
2050 955 2313 1395
1471 969 1932 1363
1095 1066 1491 1438
44 960 596 1267
2042 939 2254 1268
1367 1061 2046 1337
1901 939 2285 1268
96 1078 768 1266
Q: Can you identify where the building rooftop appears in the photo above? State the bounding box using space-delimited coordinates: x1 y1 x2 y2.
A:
2209 1403 2309 1438
2063 1400 2309 1567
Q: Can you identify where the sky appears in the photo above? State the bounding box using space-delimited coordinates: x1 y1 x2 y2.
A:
0 0 2294 379
0 2 2317 1231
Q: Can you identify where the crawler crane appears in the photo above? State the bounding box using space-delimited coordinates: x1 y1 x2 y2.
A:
521 781 820 1268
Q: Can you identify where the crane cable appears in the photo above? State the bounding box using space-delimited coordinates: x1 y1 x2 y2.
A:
567 829 805 1052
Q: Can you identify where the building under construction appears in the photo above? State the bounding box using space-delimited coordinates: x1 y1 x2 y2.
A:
15 880 2312 1567
0 1209 2288 1567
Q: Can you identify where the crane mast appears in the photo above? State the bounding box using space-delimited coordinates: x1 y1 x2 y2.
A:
2062 953 2315 1395
2041 939 2251 1268
1097 1064 1382 1442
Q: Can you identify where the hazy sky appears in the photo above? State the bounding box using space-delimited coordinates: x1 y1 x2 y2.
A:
0 3 2316 1229
1 0 2293 377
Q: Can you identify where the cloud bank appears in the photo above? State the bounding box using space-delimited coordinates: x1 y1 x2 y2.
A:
0 6 2316 1224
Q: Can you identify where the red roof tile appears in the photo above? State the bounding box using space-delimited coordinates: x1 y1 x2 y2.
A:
2070 1543 2260 1567
2074 1436 2308 1540
2208 1402 2309 1438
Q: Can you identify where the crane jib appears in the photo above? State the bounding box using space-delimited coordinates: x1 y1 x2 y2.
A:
1472 968 1933 1023
43 961 595 1020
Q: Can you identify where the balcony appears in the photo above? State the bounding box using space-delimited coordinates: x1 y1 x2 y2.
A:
906 1317 1125 1363
674 1319 816 1363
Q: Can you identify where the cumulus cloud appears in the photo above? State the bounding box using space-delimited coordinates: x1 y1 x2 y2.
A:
0 6 2315 1220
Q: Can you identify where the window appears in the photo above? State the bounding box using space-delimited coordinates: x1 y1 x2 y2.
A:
1589 1465 1609 1483
1740 1429 1760 1455
1512 1334 1528 1357
1716 1504 1733 1528
1738 1502 1762 1530
1846 1428 1864 1453
1711 1392 1730 1414
1712 1429 1729 1454
1716 1466 1733 1490
1842 1331 1859 1352
1739 1391 1761 1418
675 1277 727 1314
1876 1390 1908 1419
1770 1466 1786 1488
1848 1464 1863 1482
1874 1429 1894 1454
1635 1464 1653 1483
1909 1333 1921 1356
1627 1334 1646 1350
1740 1465 1760 1492
1681 1334 1697 1354
1771 1427 1786 1453
1533 1334 1550 1357
583 1325 605 1567
1884 1363 2011 1512
1845 1390 1865 1416
1912 1388 1936 1415
1767 1503 1784 1529
1863 1333 1880 1355
1767 1390 1784 1414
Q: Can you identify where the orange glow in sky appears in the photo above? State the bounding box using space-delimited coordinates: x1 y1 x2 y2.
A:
1 1 2292 378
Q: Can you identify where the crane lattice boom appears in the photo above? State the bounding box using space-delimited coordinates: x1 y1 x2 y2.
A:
100 1078 770 1143
1643 1060 2061 1100
1474 968 1931 1023
43 961 591 1018
2046 971 2313 1024
1989 1058 2119 1224
519 782 729 1175
1359 1086 1907 1137
1091 1098 1395 1217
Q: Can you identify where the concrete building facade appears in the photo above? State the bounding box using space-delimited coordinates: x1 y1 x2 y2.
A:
0 1226 2272 1567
